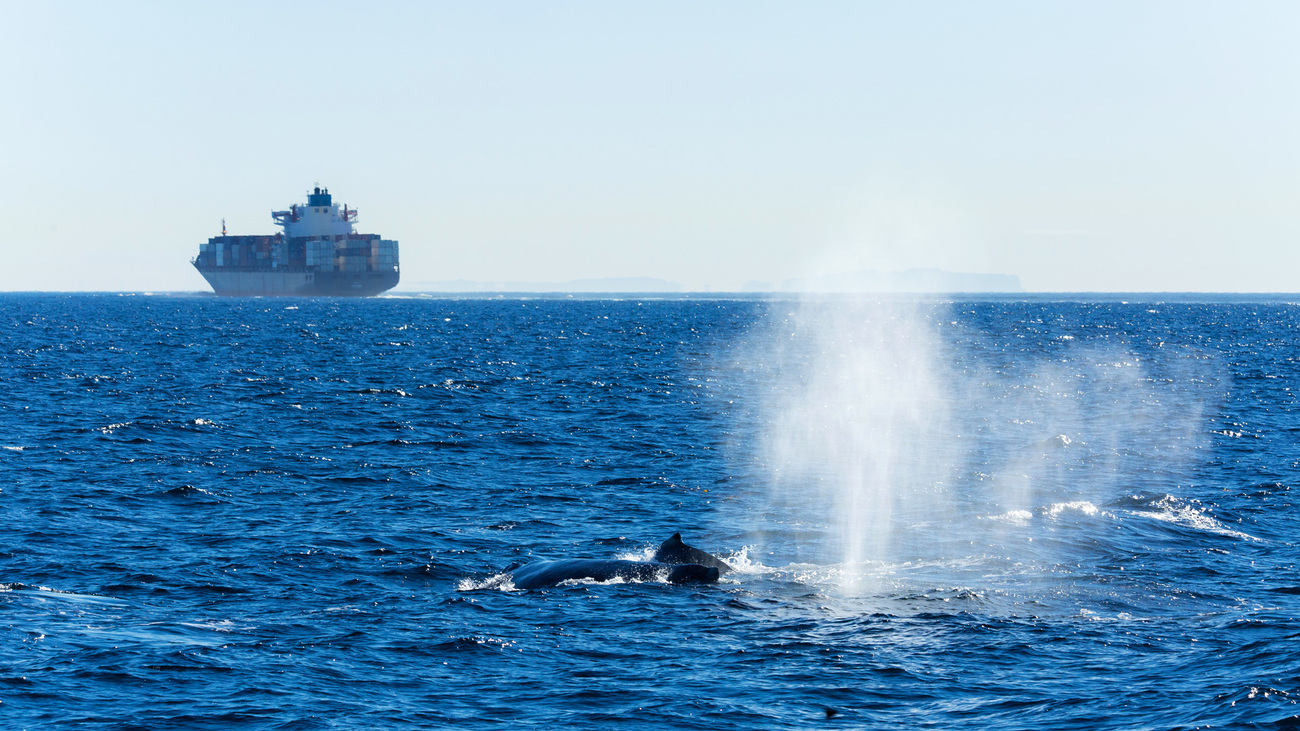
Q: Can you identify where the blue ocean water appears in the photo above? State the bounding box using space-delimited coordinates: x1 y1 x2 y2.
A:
3 292 1300 729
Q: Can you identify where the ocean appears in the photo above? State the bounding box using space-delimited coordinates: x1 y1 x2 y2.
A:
3 292 1299 729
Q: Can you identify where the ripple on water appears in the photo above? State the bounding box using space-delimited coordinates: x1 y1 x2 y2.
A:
1 295 1299 729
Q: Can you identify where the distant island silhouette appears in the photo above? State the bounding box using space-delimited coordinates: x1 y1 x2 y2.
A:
400 277 683 293
780 268 1022 293
401 269 1020 293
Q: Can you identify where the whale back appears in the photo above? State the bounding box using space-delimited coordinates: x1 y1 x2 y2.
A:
506 558 718 590
654 533 732 574
667 564 720 585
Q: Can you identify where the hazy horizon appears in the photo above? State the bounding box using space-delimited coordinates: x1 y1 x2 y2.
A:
4 2 1298 293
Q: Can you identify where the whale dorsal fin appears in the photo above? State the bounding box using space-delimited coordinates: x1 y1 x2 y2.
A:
654 532 731 573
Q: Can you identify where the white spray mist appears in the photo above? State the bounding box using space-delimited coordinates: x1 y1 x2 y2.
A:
757 296 958 590
745 297 1216 597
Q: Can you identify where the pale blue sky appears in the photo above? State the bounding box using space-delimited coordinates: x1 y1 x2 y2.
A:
3 1 1297 291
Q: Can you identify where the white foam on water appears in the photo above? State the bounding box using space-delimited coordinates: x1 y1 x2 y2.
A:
719 546 769 574
178 620 236 632
457 574 515 592
1134 495 1259 542
989 509 1034 525
613 546 657 563
458 570 686 592
15 585 131 607
1046 501 1101 519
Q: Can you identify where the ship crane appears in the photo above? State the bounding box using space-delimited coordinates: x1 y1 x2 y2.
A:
271 204 301 226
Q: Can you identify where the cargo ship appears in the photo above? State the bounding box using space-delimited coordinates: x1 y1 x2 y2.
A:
192 186 400 296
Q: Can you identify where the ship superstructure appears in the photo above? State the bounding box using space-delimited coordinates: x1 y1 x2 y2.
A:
192 186 400 296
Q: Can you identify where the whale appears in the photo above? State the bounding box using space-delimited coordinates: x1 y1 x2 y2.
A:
653 532 733 574
502 534 731 590
506 559 718 590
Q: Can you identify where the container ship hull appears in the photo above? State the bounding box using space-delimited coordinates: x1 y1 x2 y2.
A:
193 186 401 297
193 267 400 297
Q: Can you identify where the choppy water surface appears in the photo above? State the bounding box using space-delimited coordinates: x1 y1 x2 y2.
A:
3 293 1300 729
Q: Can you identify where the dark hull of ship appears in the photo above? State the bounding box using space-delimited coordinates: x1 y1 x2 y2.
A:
194 265 400 297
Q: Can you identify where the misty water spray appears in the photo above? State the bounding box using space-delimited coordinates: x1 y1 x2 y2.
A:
757 297 958 589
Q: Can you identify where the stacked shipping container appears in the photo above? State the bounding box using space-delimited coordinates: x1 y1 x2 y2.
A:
198 234 399 274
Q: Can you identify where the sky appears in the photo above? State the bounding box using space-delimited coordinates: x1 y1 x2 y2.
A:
2 1 1298 292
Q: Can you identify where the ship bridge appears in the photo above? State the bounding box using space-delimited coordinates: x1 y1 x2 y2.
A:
272 185 359 239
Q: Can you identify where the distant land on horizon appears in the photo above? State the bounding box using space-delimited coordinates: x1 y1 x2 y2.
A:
397 277 684 293
779 269 1023 294
396 269 1023 294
